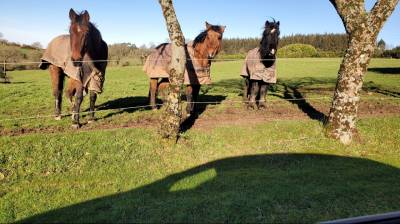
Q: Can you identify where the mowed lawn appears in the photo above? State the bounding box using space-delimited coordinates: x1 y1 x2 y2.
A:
1 58 400 223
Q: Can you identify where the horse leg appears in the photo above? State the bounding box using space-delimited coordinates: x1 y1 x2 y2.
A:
185 85 193 117
242 77 250 104
248 80 260 110
67 79 83 128
88 90 97 123
259 82 269 109
49 65 65 120
158 78 170 103
186 85 200 117
149 78 158 110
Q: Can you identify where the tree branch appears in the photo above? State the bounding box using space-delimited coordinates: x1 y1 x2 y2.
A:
368 0 399 33
329 0 367 34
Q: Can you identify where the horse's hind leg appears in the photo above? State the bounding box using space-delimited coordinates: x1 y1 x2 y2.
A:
248 80 260 110
49 65 65 120
149 78 158 110
66 79 83 128
88 90 97 123
259 82 269 109
242 77 250 104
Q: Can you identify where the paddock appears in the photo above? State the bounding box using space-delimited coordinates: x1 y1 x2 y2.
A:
1 58 400 222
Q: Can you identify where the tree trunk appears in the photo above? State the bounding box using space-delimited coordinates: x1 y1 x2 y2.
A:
326 0 398 144
158 0 186 139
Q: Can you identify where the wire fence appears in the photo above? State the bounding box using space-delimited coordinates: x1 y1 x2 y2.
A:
1 96 399 123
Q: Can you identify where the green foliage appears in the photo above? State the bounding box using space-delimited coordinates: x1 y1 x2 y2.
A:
277 44 318 58
382 46 400 58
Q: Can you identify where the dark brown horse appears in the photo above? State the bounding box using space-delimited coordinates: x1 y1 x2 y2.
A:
40 9 108 128
143 22 226 117
241 19 280 109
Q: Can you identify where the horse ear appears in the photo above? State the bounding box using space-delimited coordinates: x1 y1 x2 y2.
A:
277 21 280 26
82 10 90 23
205 21 211 29
69 8 78 21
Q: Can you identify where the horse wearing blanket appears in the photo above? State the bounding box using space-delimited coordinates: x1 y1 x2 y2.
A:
242 19 280 109
40 9 108 128
143 22 226 117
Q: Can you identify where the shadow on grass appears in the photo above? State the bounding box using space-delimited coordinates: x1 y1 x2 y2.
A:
276 77 336 123
180 94 227 132
363 81 400 98
17 154 400 223
93 96 151 119
368 67 400 75
208 77 333 123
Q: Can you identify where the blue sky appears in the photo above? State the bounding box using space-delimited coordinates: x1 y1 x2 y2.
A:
0 0 399 48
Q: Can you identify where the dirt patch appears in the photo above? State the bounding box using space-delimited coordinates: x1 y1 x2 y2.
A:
1 100 399 137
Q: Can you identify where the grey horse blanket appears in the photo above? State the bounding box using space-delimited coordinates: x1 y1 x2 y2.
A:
241 47 277 84
39 35 105 93
143 41 211 85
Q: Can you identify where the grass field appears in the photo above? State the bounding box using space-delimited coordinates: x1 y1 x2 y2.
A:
1 58 400 223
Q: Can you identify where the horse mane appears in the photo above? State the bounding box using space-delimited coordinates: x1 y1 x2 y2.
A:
88 22 103 45
193 25 223 48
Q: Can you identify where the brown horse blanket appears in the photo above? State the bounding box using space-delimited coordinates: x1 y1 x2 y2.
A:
39 35 105 93
241 48 277 84
143 42 211 85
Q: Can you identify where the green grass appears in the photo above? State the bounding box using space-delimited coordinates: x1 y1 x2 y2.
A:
0 58 400 223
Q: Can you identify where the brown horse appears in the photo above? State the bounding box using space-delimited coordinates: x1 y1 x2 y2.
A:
40 9 108 128
143 22 226 117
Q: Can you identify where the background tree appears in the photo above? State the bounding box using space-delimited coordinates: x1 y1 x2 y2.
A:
31 42 43 49
158 0 187 140
326 0 398 144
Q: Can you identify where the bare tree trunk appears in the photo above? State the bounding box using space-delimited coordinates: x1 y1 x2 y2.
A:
326 0 398 144
158 0 186 139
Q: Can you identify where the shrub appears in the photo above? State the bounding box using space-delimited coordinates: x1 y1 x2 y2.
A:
277 44 318 58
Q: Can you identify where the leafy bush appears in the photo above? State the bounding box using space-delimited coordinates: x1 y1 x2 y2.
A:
277 44 318 58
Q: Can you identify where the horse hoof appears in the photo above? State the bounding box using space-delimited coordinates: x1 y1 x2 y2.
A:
247 103 257 110
54 116 62 121
258 103 267 110
71 124 80 129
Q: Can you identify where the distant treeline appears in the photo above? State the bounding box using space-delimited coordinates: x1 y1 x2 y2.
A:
221 33 349 55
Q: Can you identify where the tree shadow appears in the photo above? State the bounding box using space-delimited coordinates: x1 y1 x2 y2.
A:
368 67 400 75
275 77 335 123
17 154 400 223
180 94 227 132
92 96 152 119
363 81 400 98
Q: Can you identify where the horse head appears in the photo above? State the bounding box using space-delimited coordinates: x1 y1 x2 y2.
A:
260 19 280 58
193 22 226 60
69 9 91 67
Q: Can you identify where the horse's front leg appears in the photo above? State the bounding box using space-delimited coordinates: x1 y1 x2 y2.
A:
49 65 65 120
248 80 260 110
259 82 269 109
67 79 84 128
186 85 200 117
88 90 97 123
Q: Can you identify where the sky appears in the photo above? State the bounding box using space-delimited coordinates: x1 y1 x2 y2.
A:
0 0 399 48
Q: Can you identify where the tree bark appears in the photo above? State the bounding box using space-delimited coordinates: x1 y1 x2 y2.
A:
158 0 186 139
326 0 398 144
